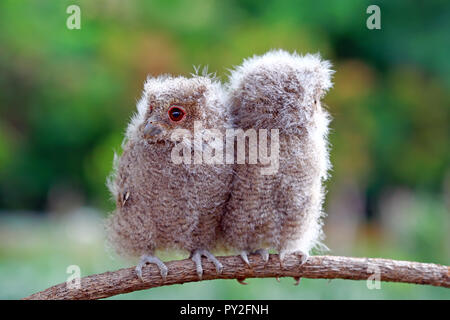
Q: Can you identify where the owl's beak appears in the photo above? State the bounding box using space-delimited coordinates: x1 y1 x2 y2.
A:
143 121 163 137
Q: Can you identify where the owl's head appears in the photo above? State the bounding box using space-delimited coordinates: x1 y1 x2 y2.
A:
228 50 333 131
126 75 226 143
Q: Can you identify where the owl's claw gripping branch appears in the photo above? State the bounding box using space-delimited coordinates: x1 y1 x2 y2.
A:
254 249 269 263
297 251 310 265
240 249 269 268
135 254 168 281
240 251 251 267
279 250 309 269
191 249 223 279
191 251 203 278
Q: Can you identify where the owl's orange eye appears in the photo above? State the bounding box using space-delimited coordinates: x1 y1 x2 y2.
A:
168 106 186 122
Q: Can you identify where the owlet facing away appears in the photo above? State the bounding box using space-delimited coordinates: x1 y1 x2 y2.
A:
106 75 232 280
221 50 333 266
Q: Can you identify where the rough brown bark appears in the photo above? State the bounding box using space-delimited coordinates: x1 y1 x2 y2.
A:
24 254 449 300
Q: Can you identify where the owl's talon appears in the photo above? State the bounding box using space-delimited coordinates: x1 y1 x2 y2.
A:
215 262 224 274
293 276 301 286
279 250 309 269
240 251 251 267
202 250 223 274
254 249 269 263
191 249 222 279
135 266 144 281
279 251 286 269
237 278 248 285
295 251 310 265
136 254 168 281
191 251 204 279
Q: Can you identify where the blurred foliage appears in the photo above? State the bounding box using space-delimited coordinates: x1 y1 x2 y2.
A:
0 0 449 299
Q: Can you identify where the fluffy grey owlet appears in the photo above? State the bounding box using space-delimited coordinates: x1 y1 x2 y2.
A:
221 50 333 266
106 75 232 280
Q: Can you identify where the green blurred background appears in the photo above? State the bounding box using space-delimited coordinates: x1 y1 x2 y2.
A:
0 0 449 299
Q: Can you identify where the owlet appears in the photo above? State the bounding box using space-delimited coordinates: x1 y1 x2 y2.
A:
221 50 333 266
106 75 232 280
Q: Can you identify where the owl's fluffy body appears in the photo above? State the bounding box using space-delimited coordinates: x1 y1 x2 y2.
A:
106 76 232 259
222 50 333 258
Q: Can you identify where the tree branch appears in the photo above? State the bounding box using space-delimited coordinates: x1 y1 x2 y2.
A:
24 255 449 300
